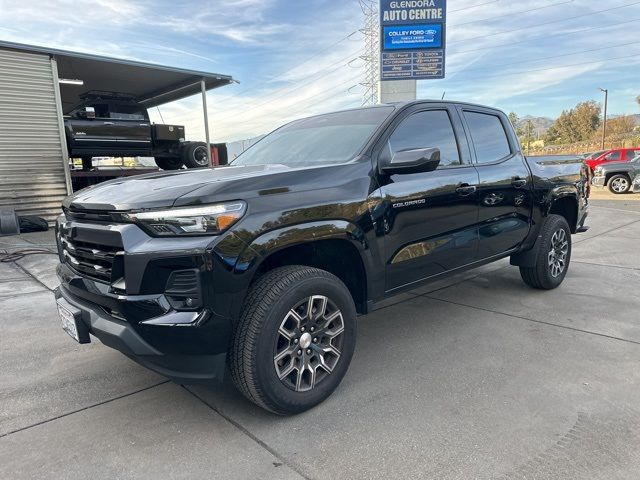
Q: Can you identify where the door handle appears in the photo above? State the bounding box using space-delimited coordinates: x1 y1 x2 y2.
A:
103 121 115 125
512 178 527 188
456 184 477 196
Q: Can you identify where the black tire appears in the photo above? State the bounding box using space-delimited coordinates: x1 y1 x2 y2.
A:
81 156 93 171
181 142 209 168
607 174 630 194
519 214 571 290
229 265 357 415
155 157 183 170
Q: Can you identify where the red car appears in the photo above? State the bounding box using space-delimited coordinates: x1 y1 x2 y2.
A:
584 147 640 171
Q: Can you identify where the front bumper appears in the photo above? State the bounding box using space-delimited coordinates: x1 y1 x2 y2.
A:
591 175 606 187
54 282 226 383
53 213 255 384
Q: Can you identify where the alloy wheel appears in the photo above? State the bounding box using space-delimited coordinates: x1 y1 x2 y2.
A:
547 228 569 278
273 295 344 392
611 177 629 193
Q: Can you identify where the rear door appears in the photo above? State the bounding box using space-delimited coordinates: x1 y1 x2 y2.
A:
376 104 480 292
458 107 533 259
109 103 152 150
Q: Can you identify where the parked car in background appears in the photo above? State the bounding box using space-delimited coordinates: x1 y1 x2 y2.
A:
592 154 640 193
584 148 640 172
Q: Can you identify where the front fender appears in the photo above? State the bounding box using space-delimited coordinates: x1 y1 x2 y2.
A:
238 219 369 268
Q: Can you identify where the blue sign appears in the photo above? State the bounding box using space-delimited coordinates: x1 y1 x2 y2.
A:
380 0 446 81
383 24 442 50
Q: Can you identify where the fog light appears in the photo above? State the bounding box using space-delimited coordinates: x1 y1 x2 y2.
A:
165 269 201 311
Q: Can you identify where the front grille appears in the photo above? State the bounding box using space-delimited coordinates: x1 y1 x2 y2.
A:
58 226 124 283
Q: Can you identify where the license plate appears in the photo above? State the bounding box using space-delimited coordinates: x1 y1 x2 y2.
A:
58 303 80 342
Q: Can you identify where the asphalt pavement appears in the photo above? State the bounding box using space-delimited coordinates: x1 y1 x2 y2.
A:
2 199 640 479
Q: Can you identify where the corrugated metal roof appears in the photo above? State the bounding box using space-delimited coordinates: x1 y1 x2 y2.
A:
0 40 236 112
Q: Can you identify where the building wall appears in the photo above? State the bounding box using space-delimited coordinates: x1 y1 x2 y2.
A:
0 48 69 223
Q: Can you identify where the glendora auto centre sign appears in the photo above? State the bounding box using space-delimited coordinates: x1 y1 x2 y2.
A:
380 0 447 80
381 0 445 21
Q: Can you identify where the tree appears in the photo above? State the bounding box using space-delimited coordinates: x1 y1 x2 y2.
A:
544 100 601 144
508 112 526 139
593 115 636 140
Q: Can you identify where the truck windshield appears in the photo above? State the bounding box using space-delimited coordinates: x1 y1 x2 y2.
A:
232 106 394 167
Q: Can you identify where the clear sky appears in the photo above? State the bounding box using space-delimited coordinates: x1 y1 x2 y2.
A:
0 0 638 142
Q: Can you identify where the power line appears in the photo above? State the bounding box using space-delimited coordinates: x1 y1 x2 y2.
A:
209 47 364 110
214 74 364 137
454 51 640 80
479 40 640 70
211 49 364 115
452 0 574 28
213 30 361 105
449 0 500 13
449 1 640 44
451 17 640 56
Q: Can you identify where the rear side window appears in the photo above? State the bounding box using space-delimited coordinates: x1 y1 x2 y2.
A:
463 111 511 164
110 104 147 121
388 110 461 168
624 150 639 160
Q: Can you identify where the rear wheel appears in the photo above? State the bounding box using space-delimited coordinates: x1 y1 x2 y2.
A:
182 142 209 168
154 157 183 170
608 174 630 194
519 214 571 290
229 266 357 414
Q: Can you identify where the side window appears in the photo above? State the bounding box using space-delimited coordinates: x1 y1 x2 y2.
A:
624 150 637 160
463 111 511 164
110 104 147 121
89 104 109 118
606 151 621 161
388 110 461 168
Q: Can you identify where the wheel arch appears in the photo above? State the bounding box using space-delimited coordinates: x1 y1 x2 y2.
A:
240 221 371 315
548 193 579 233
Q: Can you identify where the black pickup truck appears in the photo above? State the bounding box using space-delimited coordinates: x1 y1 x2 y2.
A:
54 101 589 414
64 92 209 171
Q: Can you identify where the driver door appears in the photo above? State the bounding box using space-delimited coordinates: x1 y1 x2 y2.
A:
375 105 480 293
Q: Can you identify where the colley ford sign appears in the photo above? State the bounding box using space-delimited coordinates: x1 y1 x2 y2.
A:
380 0 446 81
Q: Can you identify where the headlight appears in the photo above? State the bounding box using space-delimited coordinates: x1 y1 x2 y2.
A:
125 202 246 236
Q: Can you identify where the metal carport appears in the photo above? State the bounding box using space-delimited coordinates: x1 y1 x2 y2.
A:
0 40 234 223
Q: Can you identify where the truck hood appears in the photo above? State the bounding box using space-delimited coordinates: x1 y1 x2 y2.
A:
63 163 365 211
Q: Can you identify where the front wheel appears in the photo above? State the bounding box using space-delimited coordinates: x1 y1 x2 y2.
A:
519 214 571 290
229 266 357 414
608 174 630 194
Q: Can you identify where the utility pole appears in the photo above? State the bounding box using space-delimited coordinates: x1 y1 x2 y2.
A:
599 87 608 150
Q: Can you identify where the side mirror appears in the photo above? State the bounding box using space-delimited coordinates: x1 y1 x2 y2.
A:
84 106 96 119
381 147 441 175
